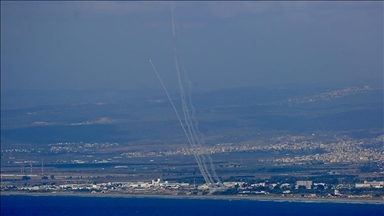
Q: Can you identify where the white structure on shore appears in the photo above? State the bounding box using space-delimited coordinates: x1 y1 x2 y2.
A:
295 181 312 189
355 181 383 189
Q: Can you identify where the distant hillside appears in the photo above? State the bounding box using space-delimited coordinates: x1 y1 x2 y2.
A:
1 85 383 146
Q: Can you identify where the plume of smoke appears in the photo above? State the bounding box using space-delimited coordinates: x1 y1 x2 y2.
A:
170 2 221 188
149 60 211 184
149 2 223 192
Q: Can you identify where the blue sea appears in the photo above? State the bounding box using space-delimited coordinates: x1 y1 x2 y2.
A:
1 195 383 216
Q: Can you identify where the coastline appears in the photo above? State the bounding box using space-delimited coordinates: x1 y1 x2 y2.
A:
2 191 383 204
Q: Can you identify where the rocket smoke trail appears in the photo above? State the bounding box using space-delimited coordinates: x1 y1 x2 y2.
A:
149 60 211 184
170 2 221 189
179 61 221 183
149 2 223 192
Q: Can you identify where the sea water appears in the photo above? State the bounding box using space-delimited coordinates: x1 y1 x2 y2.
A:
1 195 383 216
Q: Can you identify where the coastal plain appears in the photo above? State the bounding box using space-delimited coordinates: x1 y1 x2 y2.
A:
1 86 383 201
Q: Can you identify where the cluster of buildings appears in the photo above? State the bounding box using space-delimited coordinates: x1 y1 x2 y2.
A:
2 177 383 200
49 142 119 154
355 181 384 189
259 136 384 164
274 86 378 105
1 178 194 195
119 135 384 166
2 134 383 168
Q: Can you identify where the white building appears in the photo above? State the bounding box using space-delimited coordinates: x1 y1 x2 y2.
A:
355 181 384 188
295 181 312 189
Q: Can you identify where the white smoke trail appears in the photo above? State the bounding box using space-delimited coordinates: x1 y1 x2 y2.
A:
179 62 221 183
170 2 221 188
173 40 214 185
170 2 214 185
149 60 211 184
149 2 224 191
171 2 176 38
171 20 216 186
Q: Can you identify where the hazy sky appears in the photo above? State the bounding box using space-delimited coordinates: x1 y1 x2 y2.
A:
1 1 383 91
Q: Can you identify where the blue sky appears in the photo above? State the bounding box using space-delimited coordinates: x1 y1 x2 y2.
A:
1 1 383 91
